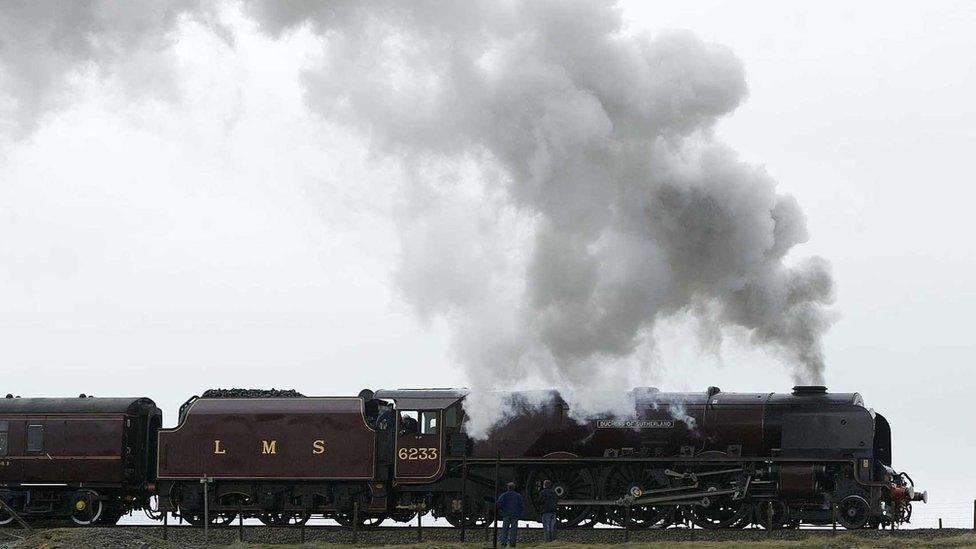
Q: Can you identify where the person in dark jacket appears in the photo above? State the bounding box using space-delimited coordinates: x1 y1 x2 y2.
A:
496 482 523 547
538 479 559 541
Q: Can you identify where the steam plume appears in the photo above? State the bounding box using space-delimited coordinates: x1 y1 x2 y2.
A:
1 1 835 436
243 2 835 401
0 0 200 136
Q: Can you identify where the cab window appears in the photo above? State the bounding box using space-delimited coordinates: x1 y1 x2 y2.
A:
420 411 438 435
444 405 460 429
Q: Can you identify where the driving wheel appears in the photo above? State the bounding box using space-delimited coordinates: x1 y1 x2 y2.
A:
526 467 596 527
603 465 672 528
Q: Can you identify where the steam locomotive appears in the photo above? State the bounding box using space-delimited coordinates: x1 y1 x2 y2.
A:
0 385 924 529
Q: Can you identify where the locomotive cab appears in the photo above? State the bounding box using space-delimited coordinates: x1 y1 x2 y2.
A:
373 389 466 485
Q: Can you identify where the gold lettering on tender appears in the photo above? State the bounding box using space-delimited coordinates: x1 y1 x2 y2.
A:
261 440 277 454
213 440 226 455
312 440 326 454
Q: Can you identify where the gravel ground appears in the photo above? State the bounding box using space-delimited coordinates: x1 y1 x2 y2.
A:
0 527 179 549
3 527 975 548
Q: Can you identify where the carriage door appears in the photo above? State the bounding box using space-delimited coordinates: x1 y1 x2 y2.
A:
394 409 444 483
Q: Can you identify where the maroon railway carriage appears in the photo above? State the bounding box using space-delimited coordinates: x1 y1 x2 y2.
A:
0 395 161 525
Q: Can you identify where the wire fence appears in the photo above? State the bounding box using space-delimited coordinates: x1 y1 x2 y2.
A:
909 501 973 529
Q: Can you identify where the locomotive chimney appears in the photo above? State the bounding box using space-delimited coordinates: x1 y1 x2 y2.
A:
792 385 828 396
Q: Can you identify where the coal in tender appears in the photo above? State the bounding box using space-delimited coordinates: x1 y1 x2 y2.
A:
200 388 305 399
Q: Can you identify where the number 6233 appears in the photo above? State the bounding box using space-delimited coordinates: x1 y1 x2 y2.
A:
398 447 438 460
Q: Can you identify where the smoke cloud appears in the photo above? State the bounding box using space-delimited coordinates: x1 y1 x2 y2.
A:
241 1 835 413
0 0 208 136
1 1 835 436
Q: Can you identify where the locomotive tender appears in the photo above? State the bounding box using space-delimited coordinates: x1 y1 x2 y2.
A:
0 385 924 529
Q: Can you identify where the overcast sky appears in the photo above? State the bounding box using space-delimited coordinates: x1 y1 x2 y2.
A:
1 0 974 526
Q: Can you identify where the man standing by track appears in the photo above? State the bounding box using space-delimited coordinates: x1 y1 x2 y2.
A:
497 482 523 547
538 480 558 541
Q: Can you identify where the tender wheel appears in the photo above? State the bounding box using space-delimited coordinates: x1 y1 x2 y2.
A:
259 512 310 526
526 467 597 527
576 511 601 528
603 465 672 529
836 495 870 530
687 484 750 529
70 491 104 526
333 511 386 528
144 496 163 521
754 500 790 529
443 494 489 528
183 512 236 526
391 511 417 523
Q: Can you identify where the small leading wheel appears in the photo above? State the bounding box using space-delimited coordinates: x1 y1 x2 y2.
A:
687 484 750 529
754 500 790 529
895 502 912 525
70 491 104 526
836 495 871 530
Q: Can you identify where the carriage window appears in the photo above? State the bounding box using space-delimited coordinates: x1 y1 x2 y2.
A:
420 411 438 435
27 424 43 452
0 421 8 456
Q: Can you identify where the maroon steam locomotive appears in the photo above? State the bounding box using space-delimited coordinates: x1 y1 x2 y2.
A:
0 385 924 529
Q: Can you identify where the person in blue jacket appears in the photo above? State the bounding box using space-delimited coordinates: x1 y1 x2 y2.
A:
496 482 524 547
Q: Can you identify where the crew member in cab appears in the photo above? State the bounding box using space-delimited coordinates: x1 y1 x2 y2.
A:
399 413 419 435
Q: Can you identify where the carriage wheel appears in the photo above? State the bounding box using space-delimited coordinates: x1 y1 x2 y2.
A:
837 495 870 530
603 465 672 529
0 505 16 526
259 512 311 526
686 483 750 529
526 467 596 527
69 491 103 526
